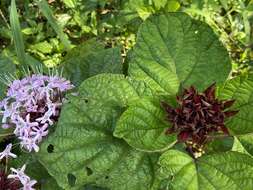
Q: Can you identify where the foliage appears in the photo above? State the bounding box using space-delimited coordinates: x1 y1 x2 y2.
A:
37 13 253 189
182 0 253 74
0 0 253 190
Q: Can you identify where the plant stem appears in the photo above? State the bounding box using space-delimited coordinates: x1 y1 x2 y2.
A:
0 8 10 29
0 133 14 137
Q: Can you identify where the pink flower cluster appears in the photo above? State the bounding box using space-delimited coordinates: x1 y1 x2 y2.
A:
0 74 74 152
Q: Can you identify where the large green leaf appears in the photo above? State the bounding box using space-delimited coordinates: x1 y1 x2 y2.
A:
218 75 253 135
37 74 155 190
114 98 177 152
62 40 122 86
159 150 253 190
216 75 253 157
129 12 231 94
78 74 153 107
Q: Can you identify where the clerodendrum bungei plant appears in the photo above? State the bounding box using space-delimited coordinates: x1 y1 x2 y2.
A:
2 12 253 190
34 12 253 190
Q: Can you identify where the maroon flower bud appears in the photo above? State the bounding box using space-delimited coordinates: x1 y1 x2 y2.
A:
0 170 21 190
162 84 238 156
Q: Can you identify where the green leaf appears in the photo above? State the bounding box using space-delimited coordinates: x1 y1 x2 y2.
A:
129 13 231 94
62 40 122 86
159 150 253 189
62 0 76 8
10 0 26 65
126 0 154 20
214 73 253 158
232 137 251 155
37 74 155 190
114 98 177 152
78 74 153 106
36 0 72 50
153 0 167 10
218 75 253 135
165 0 180 12
30 41 53 54
42 177 63 190
205 137 234 154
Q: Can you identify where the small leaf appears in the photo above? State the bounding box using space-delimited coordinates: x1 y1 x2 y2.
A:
153 0 167 10
114 98 177 152
62 0 76 8
159 150 253 189
165 0 180 12
30 41 53 54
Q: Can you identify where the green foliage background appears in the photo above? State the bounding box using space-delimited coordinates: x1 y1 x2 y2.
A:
0 0 252 71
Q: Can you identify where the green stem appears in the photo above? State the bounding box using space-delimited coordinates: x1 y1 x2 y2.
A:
5 157 8 173
0 133 14 137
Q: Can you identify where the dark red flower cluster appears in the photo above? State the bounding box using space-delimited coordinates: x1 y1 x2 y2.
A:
162 84 238 153
0 170 21 190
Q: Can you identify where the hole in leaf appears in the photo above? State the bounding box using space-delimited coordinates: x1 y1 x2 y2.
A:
67 173 76 187
47 144 54 153
85 167 93 176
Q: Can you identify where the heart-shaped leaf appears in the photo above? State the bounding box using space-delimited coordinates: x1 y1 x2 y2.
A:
159 150 253 189
129 12 231 94
37 74 155 190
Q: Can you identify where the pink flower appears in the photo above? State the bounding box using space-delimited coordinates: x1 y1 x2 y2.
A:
8 165 29 184
8 164 37 189
0 143 17 160
31 124 48 142
22 179 37 190
19 137 40 152
36 110 54 125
